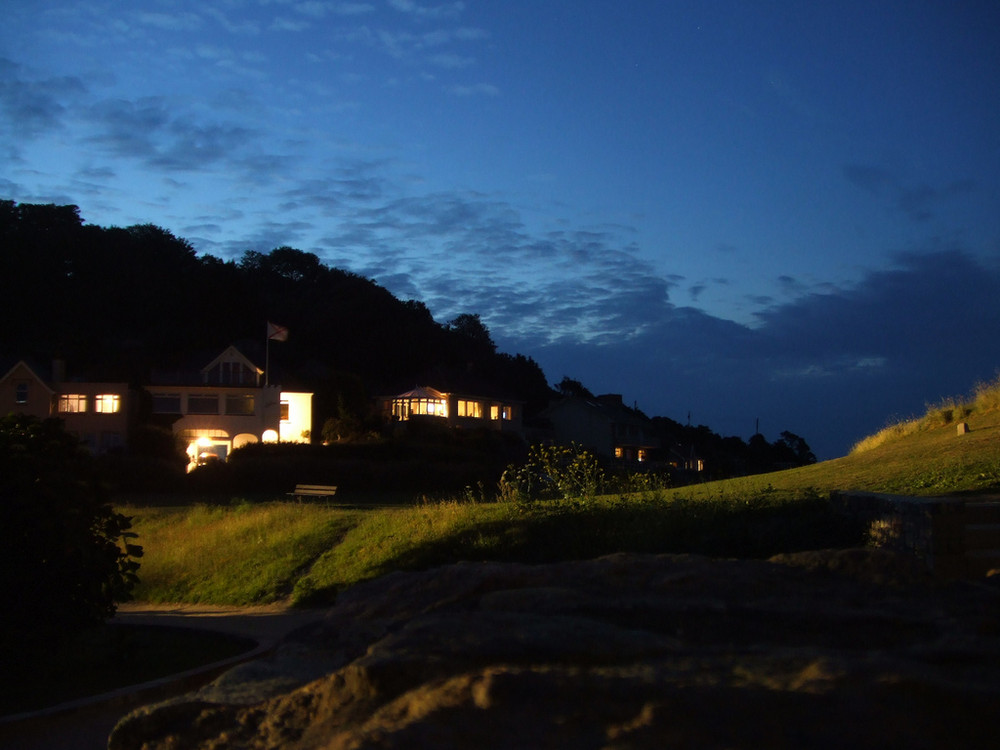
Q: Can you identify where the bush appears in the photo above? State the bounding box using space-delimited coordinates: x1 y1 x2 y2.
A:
499 443 605 503
0 414 141 645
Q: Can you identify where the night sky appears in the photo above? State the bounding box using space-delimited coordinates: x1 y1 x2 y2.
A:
3 1 999 458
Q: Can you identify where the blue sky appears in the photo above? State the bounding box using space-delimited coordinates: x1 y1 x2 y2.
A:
3 1 999 458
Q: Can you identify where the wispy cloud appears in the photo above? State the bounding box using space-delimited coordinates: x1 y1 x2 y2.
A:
843 163 976 222
447 82 499 96
0 58 86 137
135 11 203 32
523 247 1000 458
388 0 466 20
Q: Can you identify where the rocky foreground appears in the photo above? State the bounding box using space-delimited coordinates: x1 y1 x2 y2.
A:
110 550 1000 749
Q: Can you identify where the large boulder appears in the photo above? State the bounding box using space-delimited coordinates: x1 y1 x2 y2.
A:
110 551 1000 749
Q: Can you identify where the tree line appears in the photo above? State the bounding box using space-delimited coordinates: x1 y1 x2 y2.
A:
1 199 815 475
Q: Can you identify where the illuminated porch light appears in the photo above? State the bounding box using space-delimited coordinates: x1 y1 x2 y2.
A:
262 429 279 442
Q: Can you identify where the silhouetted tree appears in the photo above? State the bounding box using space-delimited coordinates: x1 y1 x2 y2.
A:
447 313 497 356
0 414 141 646
776 431 817 466
556 376 595 399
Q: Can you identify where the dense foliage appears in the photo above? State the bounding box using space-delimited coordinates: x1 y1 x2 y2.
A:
0 414 141 644
0 200 554 424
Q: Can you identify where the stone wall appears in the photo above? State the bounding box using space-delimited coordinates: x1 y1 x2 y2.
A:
830 491 967 578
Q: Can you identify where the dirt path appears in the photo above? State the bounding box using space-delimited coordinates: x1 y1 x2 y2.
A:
114 601 328 644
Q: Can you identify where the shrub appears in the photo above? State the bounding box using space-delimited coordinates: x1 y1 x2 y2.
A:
499 443 605 503
0 414 141 645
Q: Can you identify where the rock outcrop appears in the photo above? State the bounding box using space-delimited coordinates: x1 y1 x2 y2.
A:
110 551 1000 749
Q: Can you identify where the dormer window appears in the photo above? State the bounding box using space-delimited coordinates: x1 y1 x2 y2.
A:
15 382 28 404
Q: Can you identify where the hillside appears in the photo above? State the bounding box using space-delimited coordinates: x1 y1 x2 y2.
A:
661 379 1000 502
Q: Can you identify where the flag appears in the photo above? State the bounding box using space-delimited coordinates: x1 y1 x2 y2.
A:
267 321 289 342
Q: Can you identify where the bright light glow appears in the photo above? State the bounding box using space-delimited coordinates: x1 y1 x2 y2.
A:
279 392 312 443
95 394 121 413
262 429 279 442
233 433 258 449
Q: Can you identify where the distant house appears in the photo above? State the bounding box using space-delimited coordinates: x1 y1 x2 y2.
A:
382 385 523 436
537 393 659 464
0 359 132 453
1 360 54 419
147 345 313 470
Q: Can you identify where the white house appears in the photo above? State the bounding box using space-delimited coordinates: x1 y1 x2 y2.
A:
147 345 313 470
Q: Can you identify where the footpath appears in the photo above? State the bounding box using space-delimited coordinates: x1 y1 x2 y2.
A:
0 603 329 750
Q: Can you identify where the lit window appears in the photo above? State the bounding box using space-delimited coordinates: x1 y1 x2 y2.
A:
15 383 28 404
638 449 647 462
501 405 513 421
59 394 87 413
490 405 500 420
457 400 482 418
95 394 121 413
614 447 623 459
411 398 446 417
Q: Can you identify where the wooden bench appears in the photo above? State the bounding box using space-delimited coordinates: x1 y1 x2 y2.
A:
289 483 338 500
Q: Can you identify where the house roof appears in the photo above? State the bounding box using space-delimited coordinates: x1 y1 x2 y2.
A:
393 386 447 400
541 394 649 424
0 359 55 393
201 345 264 377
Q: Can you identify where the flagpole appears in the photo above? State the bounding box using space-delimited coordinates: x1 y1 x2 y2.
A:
265 325 270 386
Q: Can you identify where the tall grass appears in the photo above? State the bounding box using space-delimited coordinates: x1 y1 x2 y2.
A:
851 373 1000 454
125 501 361 604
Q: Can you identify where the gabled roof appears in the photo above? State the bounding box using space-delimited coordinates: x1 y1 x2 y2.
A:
201 345 264 377
0 359 55 394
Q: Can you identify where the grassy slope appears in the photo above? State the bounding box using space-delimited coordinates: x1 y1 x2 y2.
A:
666 400 1000 502
122 392 1000 607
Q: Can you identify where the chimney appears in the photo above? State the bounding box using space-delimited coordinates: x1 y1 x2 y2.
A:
52 358 66 384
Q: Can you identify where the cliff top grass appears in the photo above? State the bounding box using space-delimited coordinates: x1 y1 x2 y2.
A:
666 373 1000 503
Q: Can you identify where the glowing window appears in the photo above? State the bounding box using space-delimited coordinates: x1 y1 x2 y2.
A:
15 383 28 404
59 394 87 413
614 447 623 459
490 405 500 420
501 405 513 421
457 400 482 418
638 449 647 462
95 394 121 413
412 398 446 416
